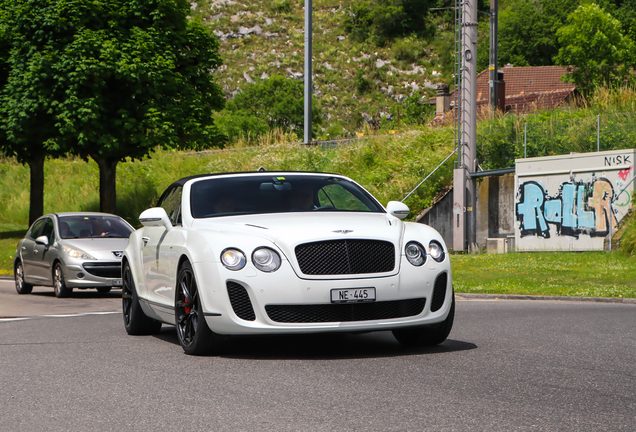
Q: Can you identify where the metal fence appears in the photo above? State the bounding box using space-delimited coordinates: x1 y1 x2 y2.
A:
478 111 636 169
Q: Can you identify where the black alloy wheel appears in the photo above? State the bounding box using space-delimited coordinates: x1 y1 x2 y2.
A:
14 261 33 295
122 263 161 335
175 261 218 355
53 262 73 298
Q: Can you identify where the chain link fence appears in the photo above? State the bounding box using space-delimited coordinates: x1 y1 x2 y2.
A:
478 112 636 170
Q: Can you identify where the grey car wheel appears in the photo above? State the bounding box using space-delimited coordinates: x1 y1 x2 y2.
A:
53 263 73 298
14 261 33 295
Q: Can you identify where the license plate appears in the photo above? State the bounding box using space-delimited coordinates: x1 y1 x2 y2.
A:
331 288 375 303
112 279 123 287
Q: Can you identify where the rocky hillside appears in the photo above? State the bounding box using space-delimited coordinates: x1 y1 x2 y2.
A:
191 0 454 137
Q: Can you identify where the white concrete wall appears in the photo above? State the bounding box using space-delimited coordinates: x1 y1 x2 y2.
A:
514 149 635 251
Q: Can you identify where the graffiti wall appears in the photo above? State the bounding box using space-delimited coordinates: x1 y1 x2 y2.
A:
515 150 635 251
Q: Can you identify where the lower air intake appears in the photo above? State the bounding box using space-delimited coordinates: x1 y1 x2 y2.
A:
430 272 448 312
227 282 256 321
265 298 426 323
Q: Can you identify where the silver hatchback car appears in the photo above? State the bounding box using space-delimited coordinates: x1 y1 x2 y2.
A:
14 212 134 297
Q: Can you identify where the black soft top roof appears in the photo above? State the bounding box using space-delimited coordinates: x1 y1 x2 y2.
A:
166 171 339 189
157 171 341 205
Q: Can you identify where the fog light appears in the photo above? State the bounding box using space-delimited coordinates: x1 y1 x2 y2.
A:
77 272 85 279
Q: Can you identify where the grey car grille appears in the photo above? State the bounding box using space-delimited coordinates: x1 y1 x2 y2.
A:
82 262 121 279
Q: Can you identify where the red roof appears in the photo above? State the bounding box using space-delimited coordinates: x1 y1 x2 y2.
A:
438 66 577 115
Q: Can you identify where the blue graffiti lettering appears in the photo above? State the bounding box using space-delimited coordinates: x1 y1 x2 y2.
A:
516 178 618 238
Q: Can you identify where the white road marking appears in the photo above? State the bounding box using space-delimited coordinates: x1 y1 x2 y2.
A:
0 311 121 322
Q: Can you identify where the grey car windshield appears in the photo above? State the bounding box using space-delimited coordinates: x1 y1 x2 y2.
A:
190 175 384 218
58 216 133 239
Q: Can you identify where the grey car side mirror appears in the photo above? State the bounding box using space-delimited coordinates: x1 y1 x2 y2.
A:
35 235 49 246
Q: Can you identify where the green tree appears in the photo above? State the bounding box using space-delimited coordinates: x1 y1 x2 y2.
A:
0 0 64 225
493 0 578 68
223 75 322 138
555 3 635 93
2 0 225 215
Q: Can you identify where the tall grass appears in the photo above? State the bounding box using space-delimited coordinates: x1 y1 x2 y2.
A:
0 126 455 228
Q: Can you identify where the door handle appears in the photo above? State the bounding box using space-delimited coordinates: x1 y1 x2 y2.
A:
142 237 150 246
22 247 26 251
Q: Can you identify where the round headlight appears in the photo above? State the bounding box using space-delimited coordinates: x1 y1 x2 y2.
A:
221 248 246 271
252 247 281 273
405 241 426 266
428 240 445 263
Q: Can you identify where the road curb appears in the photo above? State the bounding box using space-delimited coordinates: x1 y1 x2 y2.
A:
456 293 636 304
1 276 633 304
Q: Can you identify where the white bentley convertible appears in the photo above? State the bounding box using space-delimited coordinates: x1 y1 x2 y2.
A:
122 172 454 355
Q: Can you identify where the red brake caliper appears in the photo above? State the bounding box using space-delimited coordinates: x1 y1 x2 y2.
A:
184 296 191 314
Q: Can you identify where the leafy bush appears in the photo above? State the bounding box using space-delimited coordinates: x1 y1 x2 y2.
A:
343 0 436 45
272 0 292 14
387 92 434 126
392 38 426 63
354 70 372 94
215 111 269 141
224 75 322 138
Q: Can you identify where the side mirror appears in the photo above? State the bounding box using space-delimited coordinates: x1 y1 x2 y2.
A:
386 201 410 220
139 207 173 231
35 235 49 246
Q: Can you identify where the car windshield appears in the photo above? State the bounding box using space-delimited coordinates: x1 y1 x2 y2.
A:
58 215 134 239
190 175 384 218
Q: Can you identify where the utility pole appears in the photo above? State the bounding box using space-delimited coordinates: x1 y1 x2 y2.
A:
304 0 312 144
453 0 478 252
489 0 498 112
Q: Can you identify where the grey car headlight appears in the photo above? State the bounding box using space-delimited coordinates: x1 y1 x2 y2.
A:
405 241 426 266
428 240 445 263
252 247 281 273
221 248 246 271
62 245 96 260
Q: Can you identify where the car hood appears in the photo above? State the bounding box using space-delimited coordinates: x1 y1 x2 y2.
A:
192 212 402 243
59 238 129 260
191 212 404 277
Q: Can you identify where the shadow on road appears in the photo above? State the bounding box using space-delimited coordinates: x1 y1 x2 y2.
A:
153 327 477 360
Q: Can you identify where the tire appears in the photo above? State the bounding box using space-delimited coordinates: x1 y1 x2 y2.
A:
393 294 455 347
175 261 220 356
14 261 33 295
53 262 73 298
96 286 112 294
122 263 162 335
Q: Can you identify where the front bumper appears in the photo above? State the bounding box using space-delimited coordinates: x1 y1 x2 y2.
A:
193 257 453 335
63 262 122 289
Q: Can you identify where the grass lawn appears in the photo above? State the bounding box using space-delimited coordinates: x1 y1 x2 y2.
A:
0 224 27 276
451 252 636 299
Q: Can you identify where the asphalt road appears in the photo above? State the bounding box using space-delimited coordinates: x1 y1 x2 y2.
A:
0 278 635 431
0 278 121 318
